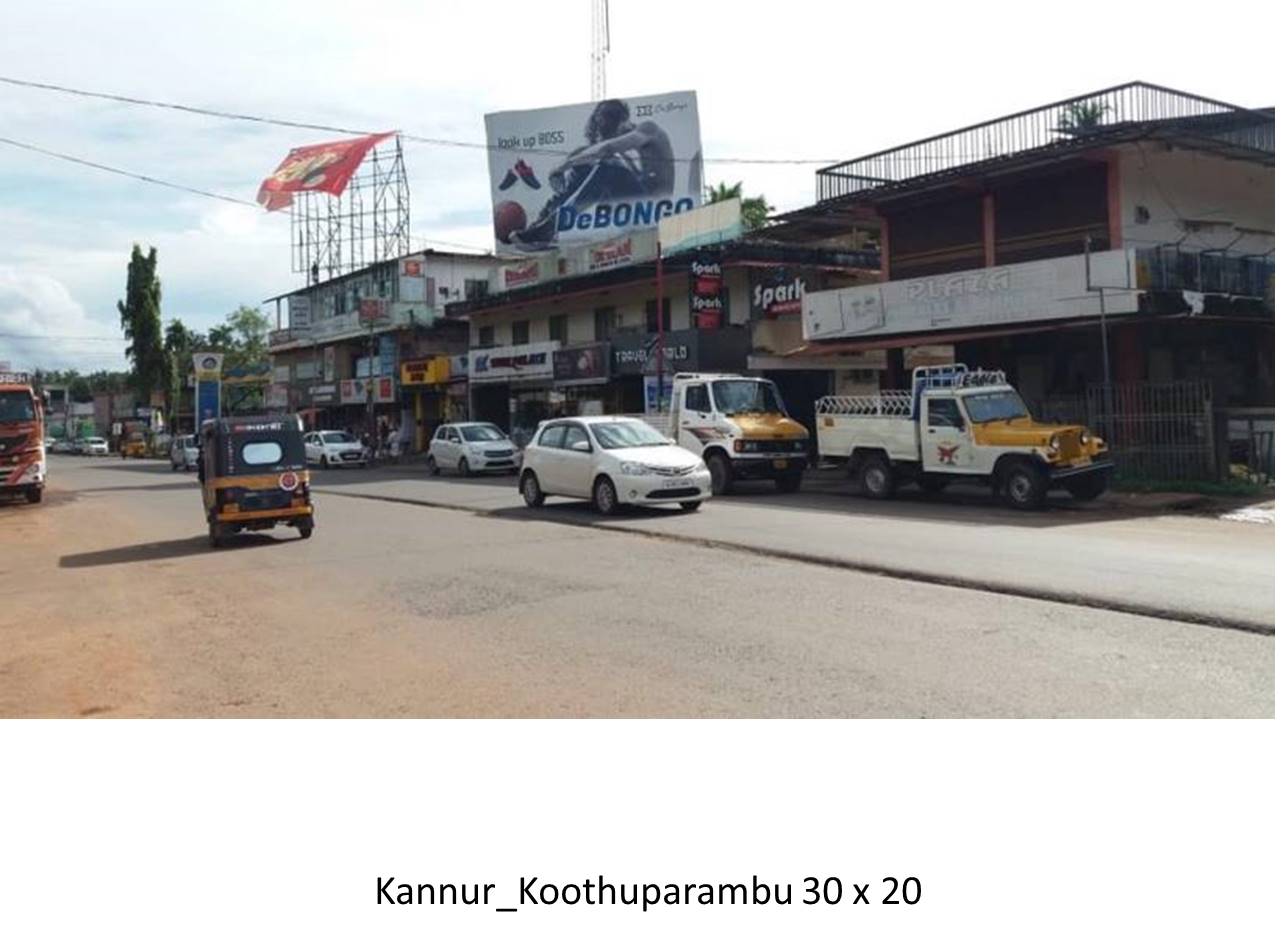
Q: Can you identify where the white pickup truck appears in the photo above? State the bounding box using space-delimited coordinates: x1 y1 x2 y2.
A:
633 373 810 494
815 364 1113 509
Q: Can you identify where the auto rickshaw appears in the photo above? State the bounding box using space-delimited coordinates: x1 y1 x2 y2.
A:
121 430 148 458
198 415 314 547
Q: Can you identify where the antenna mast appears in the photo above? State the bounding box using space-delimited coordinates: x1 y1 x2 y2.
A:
591 0 610 100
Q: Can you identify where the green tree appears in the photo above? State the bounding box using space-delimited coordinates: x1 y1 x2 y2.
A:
1057 101 1113 134
222 305 269 370
704 181 774 231
117 245 167 400
163 318 206 422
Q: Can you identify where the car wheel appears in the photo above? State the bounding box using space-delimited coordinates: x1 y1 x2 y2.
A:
706 452 734 496
458 457 472 478
857 454 895 499
520 471 545 507
321 454 330 469
678 500 701 512
593 475 619 516
1001 461 1048 510
426 455 439 476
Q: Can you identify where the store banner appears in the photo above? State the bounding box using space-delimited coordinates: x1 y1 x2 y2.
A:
470 341 560 384
502 260 542 289
553 343 611 384
485 90 703 254
689 255 724 330
310 384 337 404
611 330 695 375
587 235 637 272
340 377 395 405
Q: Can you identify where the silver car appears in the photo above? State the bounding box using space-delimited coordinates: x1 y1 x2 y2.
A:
170 434 199 471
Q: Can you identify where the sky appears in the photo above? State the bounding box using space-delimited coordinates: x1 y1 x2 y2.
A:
0 0 1277 372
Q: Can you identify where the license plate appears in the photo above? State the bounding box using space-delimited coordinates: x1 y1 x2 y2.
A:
773 458 788 469
660 479 688 489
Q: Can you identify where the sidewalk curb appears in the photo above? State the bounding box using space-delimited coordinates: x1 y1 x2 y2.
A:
321 487 1274 638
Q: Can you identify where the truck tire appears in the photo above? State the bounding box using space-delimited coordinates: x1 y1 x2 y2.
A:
1000 461 1048 510
1066 472 1109 501
857 453 895 500
25 486 43 504
774 471 803 493
706 452 734 496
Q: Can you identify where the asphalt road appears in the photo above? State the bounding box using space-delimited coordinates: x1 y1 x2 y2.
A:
0 456 1272 717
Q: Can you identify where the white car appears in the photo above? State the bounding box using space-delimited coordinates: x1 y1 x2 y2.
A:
427 422 520 476
304 430 367 468
169 434 199 471
519 416 712 515
80 437 109 456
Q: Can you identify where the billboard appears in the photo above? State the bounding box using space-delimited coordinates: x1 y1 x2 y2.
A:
257 132 393 211
484 90 703 254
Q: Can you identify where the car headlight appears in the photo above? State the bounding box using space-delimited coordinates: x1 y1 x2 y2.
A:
1048 436 1060 452
618 461 649 476
1080 430 1090 446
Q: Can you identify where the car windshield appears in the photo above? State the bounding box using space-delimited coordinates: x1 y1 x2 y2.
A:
86 438 105 445
963 390 1030 423
0 391 35 422
460 424 506 443
322 432 355 444
711 380 784 416
590 420 670 449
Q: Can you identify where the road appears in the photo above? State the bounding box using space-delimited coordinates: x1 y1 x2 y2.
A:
0 456 1272 717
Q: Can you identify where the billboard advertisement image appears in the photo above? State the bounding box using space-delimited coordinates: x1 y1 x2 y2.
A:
485 90 703 254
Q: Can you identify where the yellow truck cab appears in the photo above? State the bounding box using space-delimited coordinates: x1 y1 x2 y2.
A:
663 373 810 495
815 364 1112 509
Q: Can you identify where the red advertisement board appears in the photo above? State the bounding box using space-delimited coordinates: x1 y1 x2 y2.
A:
257 132 394 211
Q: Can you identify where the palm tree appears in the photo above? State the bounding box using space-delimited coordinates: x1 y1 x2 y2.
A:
1057 101 1113 134
705 181 775 231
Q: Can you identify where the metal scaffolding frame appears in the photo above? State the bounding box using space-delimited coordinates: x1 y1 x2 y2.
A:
290 136 411 283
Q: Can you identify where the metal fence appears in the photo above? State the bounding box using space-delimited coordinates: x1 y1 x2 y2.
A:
1135 245 1275 298
817 82 1273 202
1031 380 1215 481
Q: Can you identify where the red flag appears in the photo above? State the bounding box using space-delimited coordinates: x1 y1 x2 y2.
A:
256 132 394 211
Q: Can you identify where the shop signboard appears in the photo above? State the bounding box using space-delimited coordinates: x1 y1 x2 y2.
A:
358 298 388 325
689 255 724 330
751 267 811 319
611 330 695 375
398 257 429 304
587 235 637 272
802 250 1141 341
469 341 560 384
310 384 337 404
192 352 223 425
340 376 395 405
502 260 542 289
485 90 703 254
401 357 451 386
553 343 611 385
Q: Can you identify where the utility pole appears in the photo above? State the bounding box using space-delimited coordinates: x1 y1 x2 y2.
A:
655 239 665 413
366 316 377 464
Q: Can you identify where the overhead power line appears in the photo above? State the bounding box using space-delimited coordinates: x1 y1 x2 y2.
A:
0 73 840 166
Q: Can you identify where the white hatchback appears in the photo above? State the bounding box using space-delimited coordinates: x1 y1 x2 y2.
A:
427 422 520 476
304 430 367 468
519 416 712 514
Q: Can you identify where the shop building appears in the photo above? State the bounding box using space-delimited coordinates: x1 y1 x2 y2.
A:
772 82 1274 478
266 248 496 450
445 236 879 445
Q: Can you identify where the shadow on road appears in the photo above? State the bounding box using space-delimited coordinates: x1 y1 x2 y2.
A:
79 483 199 494
60 533 285 568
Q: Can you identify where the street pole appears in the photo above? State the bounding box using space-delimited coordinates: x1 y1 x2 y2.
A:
655 239 664 413
1086 236 1115 437
367 317 376 464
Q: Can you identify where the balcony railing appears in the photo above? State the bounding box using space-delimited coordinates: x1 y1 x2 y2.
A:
1136 246 1274 299
817 82 1274 202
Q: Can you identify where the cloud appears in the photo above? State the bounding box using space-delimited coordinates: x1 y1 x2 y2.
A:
0 268 126 371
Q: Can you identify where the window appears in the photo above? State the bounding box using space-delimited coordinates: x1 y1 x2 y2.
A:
548 314 568 344
0 391 35 422
962 390 1028 423
562 424 591 452
460 424 506 443
537 424 566 448
322 432 356 444
241 441 284 465
927 399 965 429
711 380 784 416
590 420 670 450
478 326 495 348
644 299 672 333
446 428 461 443
594 306 617 341
434 427 448 441
512 320 530 345
465 279 489 300
684 384 712 413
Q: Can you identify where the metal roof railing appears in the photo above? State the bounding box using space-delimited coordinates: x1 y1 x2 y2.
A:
817 82 1274 202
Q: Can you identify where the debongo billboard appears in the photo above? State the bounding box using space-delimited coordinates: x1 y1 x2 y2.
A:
484 91 703 254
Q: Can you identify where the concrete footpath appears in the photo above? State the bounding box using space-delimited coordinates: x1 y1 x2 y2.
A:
312 464 1276 634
